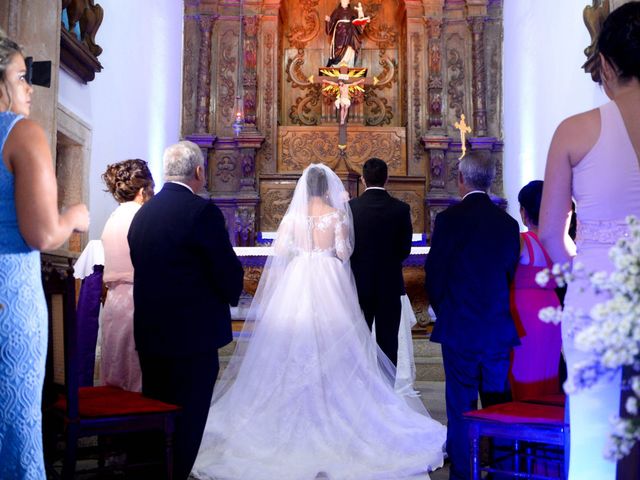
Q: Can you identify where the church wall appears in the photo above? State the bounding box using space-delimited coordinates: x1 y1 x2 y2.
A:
503 0 607 227
58 0 184 240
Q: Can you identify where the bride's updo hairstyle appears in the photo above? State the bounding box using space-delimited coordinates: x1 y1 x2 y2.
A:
597 1 640 83
306 166 329 198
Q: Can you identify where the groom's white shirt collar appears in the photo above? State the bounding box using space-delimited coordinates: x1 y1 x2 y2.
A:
462 190 485 200
167 181 194 194
365 187 386 191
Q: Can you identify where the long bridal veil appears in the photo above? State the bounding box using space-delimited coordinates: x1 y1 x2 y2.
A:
194 163 445 480
212 163 424 414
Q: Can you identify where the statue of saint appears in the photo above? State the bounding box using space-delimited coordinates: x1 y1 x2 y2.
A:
325 0 369 68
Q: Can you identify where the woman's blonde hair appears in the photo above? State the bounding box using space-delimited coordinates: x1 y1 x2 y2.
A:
0 29 23 111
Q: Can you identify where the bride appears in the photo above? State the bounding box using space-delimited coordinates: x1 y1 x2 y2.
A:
192 163 446 480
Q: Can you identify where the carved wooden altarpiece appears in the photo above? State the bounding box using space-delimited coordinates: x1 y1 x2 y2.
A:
181 0 504 246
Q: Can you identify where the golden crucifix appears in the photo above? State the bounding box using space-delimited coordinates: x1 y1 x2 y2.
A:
454 113 472 159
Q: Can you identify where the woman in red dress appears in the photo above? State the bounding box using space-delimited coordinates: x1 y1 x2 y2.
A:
509 180 562 400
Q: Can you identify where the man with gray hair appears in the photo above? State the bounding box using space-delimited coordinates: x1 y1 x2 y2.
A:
424 151 520 480
128 140 243 480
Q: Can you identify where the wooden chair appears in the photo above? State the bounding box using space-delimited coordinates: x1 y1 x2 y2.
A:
463 399 569 480
42 260 181 479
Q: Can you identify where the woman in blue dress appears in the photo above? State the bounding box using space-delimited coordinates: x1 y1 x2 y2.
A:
0 30 89 479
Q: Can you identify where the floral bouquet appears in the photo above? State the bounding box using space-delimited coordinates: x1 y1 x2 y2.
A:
535 215 640 460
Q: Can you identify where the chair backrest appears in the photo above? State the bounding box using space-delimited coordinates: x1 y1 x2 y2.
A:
42 260 80 420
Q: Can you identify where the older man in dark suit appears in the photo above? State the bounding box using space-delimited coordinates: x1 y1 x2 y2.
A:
349 157 413 366
425 152 520 480
128 141 243 480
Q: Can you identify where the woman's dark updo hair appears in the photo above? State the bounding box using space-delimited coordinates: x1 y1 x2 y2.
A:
597 1 640 83
102 159 154 203
306 166 329 198
518 180 544 226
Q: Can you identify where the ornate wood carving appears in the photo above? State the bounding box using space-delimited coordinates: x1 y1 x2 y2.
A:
235 206 256 246
182 15 198 135
259 181 296 232
216 154 236 183
426 18 444 130
484 14 502 138
469 16 488 136
195 15 216 134
262 32 276 168
217 29 238 129
447 48 465 120
286 49 321 126
430 148 446 190
60 0 104 83
386 183 424 232
410 31 423 164
364 91 393 126
242 16 259 127
289 88 322 126
240 150 256 191
285 0 321 49
365 22 399 51
278 126 405 175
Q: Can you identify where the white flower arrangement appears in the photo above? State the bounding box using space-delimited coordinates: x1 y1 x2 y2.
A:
536 215 640 460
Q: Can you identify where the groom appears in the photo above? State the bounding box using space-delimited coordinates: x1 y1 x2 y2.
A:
350 157 413 366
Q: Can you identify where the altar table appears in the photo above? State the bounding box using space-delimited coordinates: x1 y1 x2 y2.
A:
232 246 432 328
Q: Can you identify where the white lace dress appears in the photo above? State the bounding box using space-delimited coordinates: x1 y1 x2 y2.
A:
192 210 446 480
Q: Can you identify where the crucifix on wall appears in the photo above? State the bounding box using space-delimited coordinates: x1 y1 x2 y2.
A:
309 65 378 149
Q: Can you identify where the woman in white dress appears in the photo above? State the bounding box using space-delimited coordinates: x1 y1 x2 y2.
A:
192 163 445 480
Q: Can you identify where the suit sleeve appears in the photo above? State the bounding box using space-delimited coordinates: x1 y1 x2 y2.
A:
196 202 244 307
397 202 413 261
424 212 450 314
506 220 521 285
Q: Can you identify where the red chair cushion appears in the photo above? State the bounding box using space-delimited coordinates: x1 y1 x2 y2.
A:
53 386 180 417
463 401 565 425
521 393 566 407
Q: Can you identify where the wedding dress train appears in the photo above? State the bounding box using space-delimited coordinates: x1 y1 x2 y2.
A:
192 164 445 480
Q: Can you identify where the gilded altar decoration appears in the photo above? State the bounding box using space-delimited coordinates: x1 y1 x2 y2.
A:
454 114 472 160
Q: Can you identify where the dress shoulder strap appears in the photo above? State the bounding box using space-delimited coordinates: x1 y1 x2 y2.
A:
527 231 554 268
521 231 535 266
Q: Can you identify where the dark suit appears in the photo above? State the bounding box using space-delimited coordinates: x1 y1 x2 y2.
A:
349 188 412 365
425 192 520 480
128 182 243 480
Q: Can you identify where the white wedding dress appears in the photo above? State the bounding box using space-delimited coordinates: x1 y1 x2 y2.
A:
192 164 445 480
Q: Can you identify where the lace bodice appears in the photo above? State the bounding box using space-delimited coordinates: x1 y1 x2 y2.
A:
274 210 353 261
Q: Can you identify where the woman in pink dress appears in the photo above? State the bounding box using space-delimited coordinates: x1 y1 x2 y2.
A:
100 159 154 391
509 180 561 401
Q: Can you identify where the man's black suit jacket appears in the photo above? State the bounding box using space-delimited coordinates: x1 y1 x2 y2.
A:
425 192 520 353
349 188 413 299
128 182 244 357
